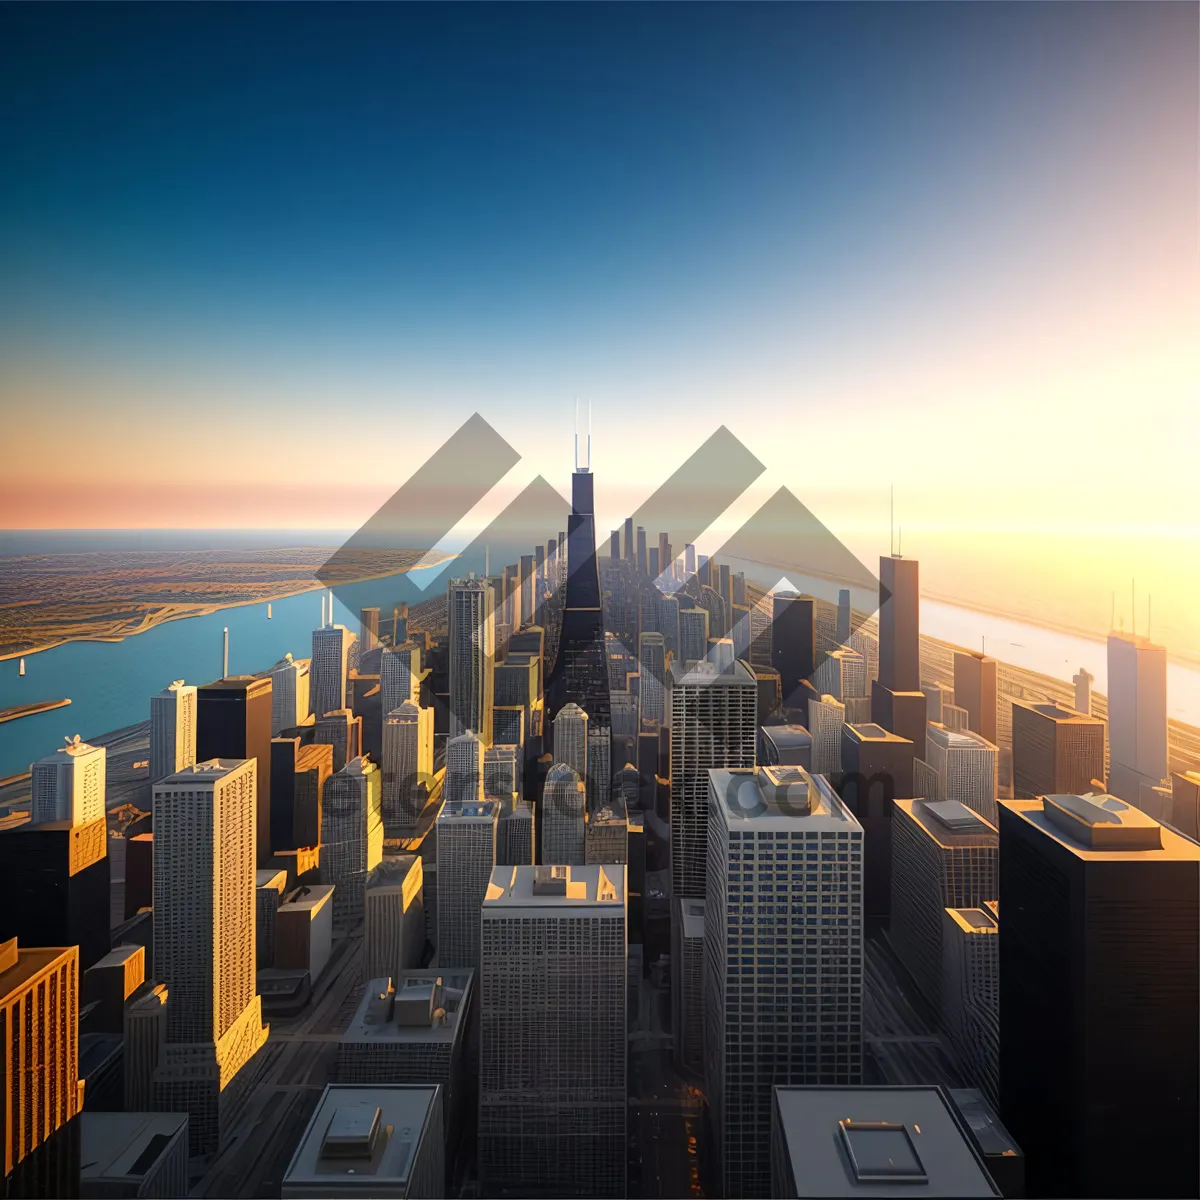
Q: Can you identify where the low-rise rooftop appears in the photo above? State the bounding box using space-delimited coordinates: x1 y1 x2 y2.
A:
896 799 998 848
711 767 861 832
1000 795 1200 861
342 970 472 1045
484 864 625 908
80 1111 188 1187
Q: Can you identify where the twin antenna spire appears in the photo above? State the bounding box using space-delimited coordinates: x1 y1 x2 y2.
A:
574 396 592 472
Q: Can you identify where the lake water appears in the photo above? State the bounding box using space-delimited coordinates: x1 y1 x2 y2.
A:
3 574 1199 780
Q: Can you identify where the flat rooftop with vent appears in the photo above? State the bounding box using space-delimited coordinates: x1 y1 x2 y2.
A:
342 970 473 1046
1000 793 1200 861
282 1084 443 1198
80 1111 189 1196
895 799 998 849
710 765 860 832
484 863 625 909
770 1085 1002 1198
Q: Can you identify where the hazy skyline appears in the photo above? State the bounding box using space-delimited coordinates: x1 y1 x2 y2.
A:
1 4 1197 652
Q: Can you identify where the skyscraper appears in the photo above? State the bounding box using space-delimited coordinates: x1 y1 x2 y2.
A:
1010 699 1105 799
435 799 498 970
448 577 495 746
31 735 106 826
1106 631 1169 803
381 701 434 838
553 701 589 781
587 725 611 812
953 652 998 744
635 526 648 575
196 675 273 867
679 607 709 668
152 760 268 1155
269 656 310 736
1072 666 1094 716
479 865 626 1198
925 723 999 825
483 744 521 802
624 517 635 562
380 640 421 717
942 906 1000 1109
1 939 81 1189
314 707 362 773
542 763 586 865
637 631 667 727
998 794 1199 1198
320 756 384 931
771 591 815 705
808 694 846 776
444 729 485 804
150 681 197 783
519 553 535 626
363 855 424 982
813 647 867 703
310 623 352 718
706 767 864 1197
877 556 920 692
668 659 757 898
889 799 998 1015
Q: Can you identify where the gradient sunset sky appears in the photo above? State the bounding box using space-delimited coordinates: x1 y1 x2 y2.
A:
1 4 1197 649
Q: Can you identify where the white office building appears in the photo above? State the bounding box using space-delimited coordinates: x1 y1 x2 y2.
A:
669 659 757 899
270 655 310 736
151 759 268 1155
311 624 352 719
479 865 627 1198
434 799 498 970
925 723 999 825
553 702 589 779
382 702 434 838
444 729 484 805
706 766 864 1198
808 694 846 777
448 577 495 745
31 735 107 827
320 757 384 932
150 681 197 782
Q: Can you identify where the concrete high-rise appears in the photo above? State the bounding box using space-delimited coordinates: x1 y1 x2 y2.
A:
813 647 866 703
444 728 484 804
448 577 495 746
483 744 520 800
31 735 106 827
668 659 757 899
587 726 611 811
363 856 425 981
151 760 268 1155
998 794 1199 1198
310 624 351 718
807 694 846 776
320 757 383 931
382 701 433 838
637 631 667 727
1011 699 1105 799
196 675 273 867
925 723 999 825
678 607 709 668
542 763 586 865
314 707 361 773
553 701 588 780
435 799 498 970
1 939 82 1189
479 865 626 1199
706 767 864 1198
380 641 421 717
269 656 310 736
942 905 1000 1109
151 681 197 783
953 652 998 744
1106 631 1168 803
878 556 920 692
889 799 998 1015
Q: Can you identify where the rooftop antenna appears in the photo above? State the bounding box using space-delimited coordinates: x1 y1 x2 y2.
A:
573 396 580 471
890 485 894 556
329 589 335 626
222 627 229 678
587 396 592 470
1148 593 1152 640
898 526 902 557
1131 578 1136 637
321 592 326 627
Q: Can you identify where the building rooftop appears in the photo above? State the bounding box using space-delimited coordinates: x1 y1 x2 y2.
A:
365 855 420 891
159 759 249 785
280 883 335 914
1000 796 1200 861
946 1089 1021 1161
846 723 909 744
679 899 706 939
773 1085 1001 1197
342 971 472 1045
197 675 271 694
257 868 289 892
1011 698 1100 724
668 658 756 687
437 799 498 822
283 1084 440 1190
896 799 997 849
484 864 626 908
927 724 997 752
35 734 102 763
80 1112 188 1186
945 907 998 936
0 939 75 1001
711 767 862 833
761 725 813 751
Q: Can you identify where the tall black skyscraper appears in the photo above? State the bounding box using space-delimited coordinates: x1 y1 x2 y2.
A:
872 555 926 746
196 675 273 865
772 591 814 706
998 795 1198 1199
547 437 610 735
